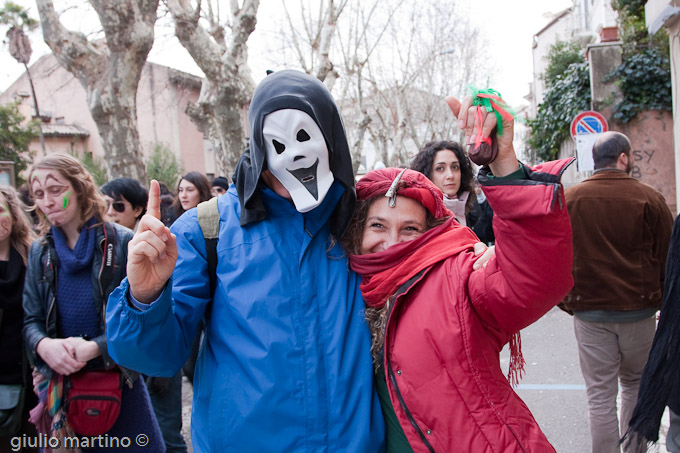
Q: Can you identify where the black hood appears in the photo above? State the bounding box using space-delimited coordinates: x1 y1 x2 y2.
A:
233 70 356 238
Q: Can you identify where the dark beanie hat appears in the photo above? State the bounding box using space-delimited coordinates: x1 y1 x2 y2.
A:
211 176 230 190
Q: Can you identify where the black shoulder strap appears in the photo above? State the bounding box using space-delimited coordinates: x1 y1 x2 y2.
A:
41 236 58 294
197 197 220 296
99 222 116 297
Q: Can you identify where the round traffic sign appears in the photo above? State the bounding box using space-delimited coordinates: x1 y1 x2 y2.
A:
570 111 609 141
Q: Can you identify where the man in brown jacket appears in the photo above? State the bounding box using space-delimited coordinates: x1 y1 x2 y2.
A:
562 131 673 453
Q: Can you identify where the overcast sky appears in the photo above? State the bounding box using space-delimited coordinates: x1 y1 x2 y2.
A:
0 0 573 108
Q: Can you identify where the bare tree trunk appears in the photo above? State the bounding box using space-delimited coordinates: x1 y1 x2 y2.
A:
350 113 371 173
167 0 258 180
22 62 46 154
35 0 158 181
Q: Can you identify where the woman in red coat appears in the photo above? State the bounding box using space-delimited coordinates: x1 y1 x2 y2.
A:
342 96 574 452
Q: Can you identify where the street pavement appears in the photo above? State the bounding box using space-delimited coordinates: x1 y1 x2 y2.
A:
510 306 670 453
180 377 193 453
178 306 670 452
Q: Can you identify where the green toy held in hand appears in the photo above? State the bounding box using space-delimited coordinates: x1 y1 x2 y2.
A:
467 87 515 166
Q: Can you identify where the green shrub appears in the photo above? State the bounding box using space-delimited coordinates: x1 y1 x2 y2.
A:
528 61 591 162
146 143 183 189
0 101 39 185
604 48 671 123
78 151 108 186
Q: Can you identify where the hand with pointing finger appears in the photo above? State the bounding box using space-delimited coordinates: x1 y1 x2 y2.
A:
446 96 519 177
127 180 178 303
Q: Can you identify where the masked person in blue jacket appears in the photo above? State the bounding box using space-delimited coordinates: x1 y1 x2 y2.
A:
105 70 386 452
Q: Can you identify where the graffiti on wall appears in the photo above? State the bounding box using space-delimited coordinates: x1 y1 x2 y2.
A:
631 149 656 179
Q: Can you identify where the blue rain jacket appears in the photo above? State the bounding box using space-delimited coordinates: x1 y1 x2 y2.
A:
106 183 385 452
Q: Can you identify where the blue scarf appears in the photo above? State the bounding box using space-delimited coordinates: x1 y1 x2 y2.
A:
51 218 100 339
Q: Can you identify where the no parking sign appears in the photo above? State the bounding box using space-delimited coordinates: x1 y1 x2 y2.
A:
570 111 609 171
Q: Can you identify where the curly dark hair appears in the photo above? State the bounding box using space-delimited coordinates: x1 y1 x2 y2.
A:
410 140 475 214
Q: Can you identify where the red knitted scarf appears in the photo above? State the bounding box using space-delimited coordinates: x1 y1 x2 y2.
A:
348 217 526 386
348 218 479 307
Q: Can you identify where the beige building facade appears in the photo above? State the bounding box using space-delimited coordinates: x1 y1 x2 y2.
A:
0 54 211 182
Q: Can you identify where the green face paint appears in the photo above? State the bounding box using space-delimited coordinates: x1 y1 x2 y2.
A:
63 190 71 209
0 202 9 217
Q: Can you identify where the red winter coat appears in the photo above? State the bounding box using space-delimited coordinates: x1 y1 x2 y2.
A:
383 159 575 452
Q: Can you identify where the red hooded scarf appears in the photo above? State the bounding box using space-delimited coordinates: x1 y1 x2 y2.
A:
348 168 479 307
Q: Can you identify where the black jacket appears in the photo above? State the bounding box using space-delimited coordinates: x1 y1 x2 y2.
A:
467 198 495 245
0 247 27 384
22 222 138 386
626 213 680 445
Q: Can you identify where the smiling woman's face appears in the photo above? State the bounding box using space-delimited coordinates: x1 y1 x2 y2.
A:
360 195 428 255
431 149 461 198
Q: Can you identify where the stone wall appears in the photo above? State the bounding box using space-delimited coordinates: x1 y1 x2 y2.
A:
560 42 676 214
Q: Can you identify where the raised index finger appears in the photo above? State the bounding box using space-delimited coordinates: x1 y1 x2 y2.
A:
147 180 161 221
445 96 462 119
447 95 474 130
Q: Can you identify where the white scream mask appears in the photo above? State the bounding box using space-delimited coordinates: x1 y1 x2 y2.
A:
263 109 334 212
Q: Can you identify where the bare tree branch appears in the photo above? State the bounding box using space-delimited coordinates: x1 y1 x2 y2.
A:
167 0 259 178
35 0 159 180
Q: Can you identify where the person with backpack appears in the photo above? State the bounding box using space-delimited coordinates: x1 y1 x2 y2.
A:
22 154 164 451
105 70 494 452
105 70 387 452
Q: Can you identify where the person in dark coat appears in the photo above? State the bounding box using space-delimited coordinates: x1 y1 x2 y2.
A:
624 213 680 452
0 186 38 450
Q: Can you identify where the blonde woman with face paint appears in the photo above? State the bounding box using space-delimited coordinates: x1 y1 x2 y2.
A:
22 154 164 449
0 186 38 445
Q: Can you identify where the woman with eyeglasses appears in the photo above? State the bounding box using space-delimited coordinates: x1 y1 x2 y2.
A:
101 177 148 232
22 154 164 450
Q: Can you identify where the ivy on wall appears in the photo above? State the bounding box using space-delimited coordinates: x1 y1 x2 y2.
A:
604 48 672 123
605 0 672 123
528 51 591 162
528 0 672 161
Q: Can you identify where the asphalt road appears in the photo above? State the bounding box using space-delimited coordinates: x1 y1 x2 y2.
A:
510 306 670 453
179 306 670 452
